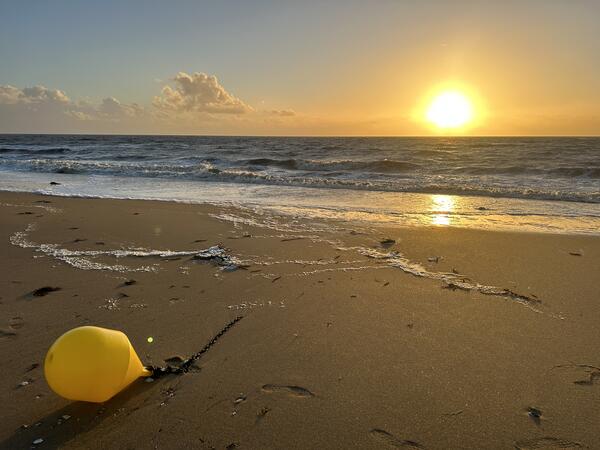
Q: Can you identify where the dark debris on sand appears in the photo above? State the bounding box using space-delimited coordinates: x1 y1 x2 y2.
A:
191 245 247 271
380 238 396 248
527 406 542 425
31 286 61 297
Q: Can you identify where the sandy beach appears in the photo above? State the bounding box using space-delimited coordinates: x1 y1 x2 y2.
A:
1 191 600 449
3 0 600 447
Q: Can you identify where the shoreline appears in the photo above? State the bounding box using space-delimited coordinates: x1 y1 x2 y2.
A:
2 170 600 236
1 191 600 448
3 188 600 239
2 166 600 205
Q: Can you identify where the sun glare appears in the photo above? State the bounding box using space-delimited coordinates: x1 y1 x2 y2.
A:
426 91 473 129
430 194 455 226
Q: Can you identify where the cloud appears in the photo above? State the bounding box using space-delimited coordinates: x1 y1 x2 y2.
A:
60 97 145 123
0 86 20 104
0 73 299 133
0 85 144 120
22 86 70 104
268 109 296 117
64 110 94 121
153 72 252 115
0 84 70 105
97 97 144 119
0 84 148 132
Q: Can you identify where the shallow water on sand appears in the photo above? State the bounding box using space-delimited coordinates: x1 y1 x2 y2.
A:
2 169 600 235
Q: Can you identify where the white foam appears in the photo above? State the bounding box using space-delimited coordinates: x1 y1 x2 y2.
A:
99 297 120 310
226 299 286 310
9 224 242 273
0 202 61 213
3 168 599 235
355 247 543 309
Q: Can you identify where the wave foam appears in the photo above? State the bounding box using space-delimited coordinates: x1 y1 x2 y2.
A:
354 247 543 309
9 224 242 273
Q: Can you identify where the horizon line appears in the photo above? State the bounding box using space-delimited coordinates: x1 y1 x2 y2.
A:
1 132 599 138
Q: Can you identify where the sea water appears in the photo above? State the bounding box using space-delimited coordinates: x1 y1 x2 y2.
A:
1 135 599 234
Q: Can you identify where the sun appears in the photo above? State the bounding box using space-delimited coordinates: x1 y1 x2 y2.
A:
426 91 473 129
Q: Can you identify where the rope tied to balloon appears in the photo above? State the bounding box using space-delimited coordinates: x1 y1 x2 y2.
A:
147 315 245 378
44 315 245 403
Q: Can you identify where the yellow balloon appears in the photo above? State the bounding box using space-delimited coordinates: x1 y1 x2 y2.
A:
44 326 151 403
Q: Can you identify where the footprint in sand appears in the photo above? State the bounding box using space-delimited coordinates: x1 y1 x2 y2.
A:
9 317 25 329
0 329 17 339
552 364 600 386
514 437 583 449
1 317 25 339
255 406 271 424
261 384 314 397
369 429 424 449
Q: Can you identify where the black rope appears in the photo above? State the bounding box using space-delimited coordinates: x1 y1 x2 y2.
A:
147 315 244 378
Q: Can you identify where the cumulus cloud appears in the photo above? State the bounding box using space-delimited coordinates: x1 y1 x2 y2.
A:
0 84 147 132
0 85 70 105
0 73 299 133
0 85 144 120
153 72 252 115
23 86 70 104
0 85 27 104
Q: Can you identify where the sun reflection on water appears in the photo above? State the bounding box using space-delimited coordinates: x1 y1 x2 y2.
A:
430 195 455 226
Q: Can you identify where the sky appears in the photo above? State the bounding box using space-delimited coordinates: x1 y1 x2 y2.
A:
1 0 599 136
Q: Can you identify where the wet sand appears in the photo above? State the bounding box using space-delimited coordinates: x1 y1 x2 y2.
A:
1 191 599 449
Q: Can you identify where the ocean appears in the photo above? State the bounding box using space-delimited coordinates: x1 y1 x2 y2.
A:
1 134 599 234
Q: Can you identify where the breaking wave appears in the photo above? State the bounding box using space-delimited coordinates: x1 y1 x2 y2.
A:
1 135 599 203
